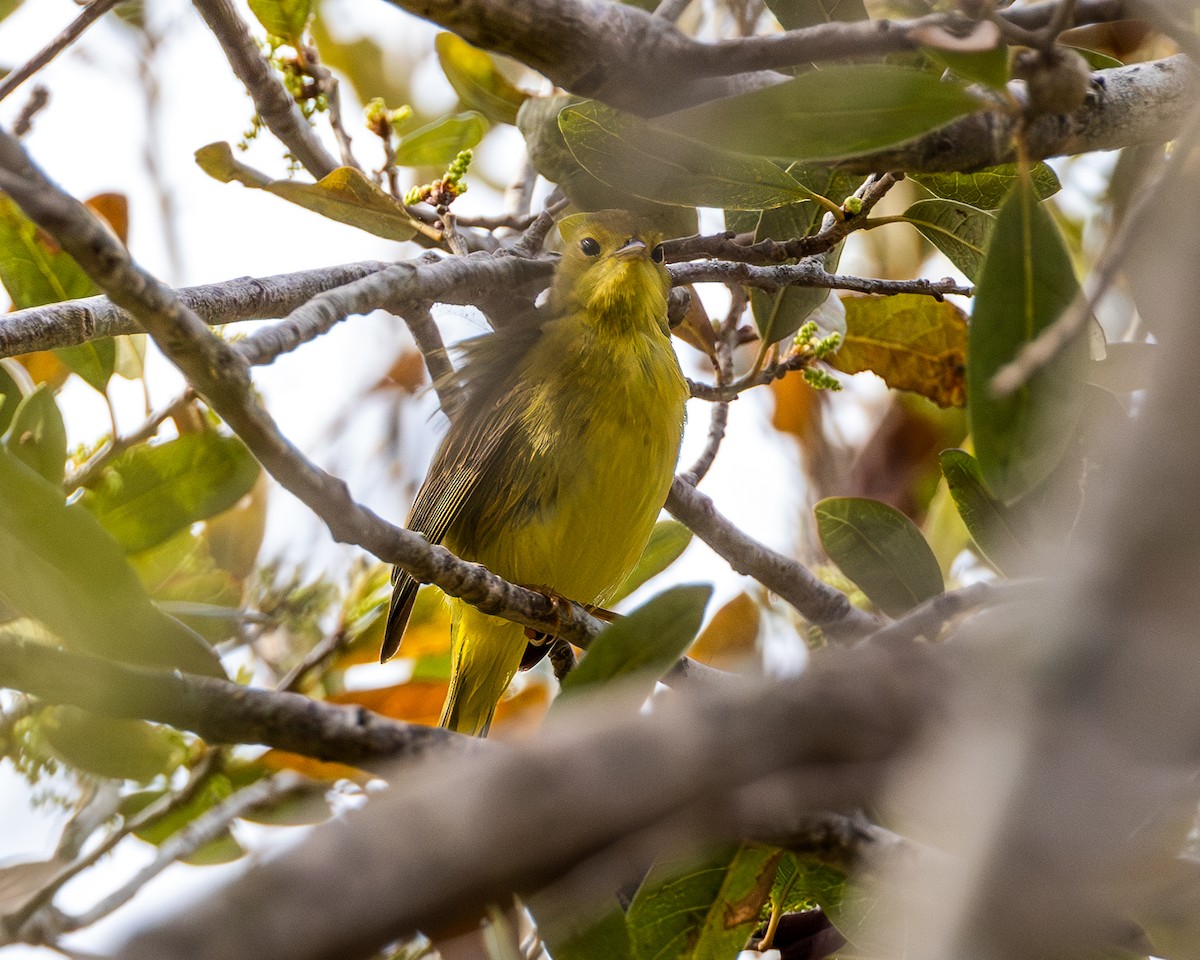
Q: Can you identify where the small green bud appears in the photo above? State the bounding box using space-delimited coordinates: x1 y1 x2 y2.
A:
802 367 843 391
814 332 842 359
794 320 818 346
843 196 863 216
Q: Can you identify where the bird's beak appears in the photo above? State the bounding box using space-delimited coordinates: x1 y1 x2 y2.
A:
614 238 647 259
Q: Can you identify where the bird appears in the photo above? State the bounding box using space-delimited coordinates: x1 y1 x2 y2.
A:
380 209 688 736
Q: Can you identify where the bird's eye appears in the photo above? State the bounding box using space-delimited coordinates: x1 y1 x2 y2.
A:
580 237 601 256
650 244 665 264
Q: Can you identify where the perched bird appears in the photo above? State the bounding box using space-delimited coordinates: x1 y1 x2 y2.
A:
381 210 688 735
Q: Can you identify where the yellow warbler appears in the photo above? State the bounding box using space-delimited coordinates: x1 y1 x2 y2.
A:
380 210 688 735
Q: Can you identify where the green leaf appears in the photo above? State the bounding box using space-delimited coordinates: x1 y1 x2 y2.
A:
0 0 26 22
627 844 782 960
770 853 847 917
610 520 693 604
518 96 699 233
1070 45 1123 69
533 896 634 960
195 142 418 242
3 385 67 484
80 433 261 555
0 358 27 436
394 111 488 167
750 166 860 344
247 0 312 42
938 448 1027 572
0 444 225 676
557 584 711 701
814 496 943 616
558 101 823 210
924 45 1010 89
902 198 993 281
0 194 113 392
434 33 527 125
968 177 1083 502
55 339 116 393
827 293 967 407
766 0 866 30
0 194 96 307
41 707 187 783
657 65 980 164
914 162 1060 210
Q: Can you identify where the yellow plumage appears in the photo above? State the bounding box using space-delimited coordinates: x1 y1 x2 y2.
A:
381 211 688 735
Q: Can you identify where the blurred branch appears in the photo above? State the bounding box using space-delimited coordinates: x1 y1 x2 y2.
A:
666 478 882 640
3 751 225 942
991 104 1199 397
50 774 309 938
0 638 462 767
117 641 937 960
864 580 1045 649
0 0 123 104
377 0 1134 115
191 0 340 179
0 261 389 358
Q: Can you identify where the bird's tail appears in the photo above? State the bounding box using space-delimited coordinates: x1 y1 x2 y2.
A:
440 603 527 736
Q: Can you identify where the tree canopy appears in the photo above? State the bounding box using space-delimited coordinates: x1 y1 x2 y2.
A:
0 0 1197 958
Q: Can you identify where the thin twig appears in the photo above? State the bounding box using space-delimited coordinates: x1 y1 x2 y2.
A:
55 774 310 935
12 86 49 139
64 392 195 493
0 0 123 104
670 260 970 300
190 0 339 179
5 750 224 939
403 305 460 419
679 289 743 485
297 43 360 170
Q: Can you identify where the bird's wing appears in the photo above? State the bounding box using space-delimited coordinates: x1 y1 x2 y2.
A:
380 318 544 661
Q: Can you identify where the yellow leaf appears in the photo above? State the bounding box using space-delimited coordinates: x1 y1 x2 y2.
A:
195 142 418 242
689 592 760 667
829 294 967 407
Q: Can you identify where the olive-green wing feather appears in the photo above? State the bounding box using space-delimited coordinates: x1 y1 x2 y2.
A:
380 318 544 662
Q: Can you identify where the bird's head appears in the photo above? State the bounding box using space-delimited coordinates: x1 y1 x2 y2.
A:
549 211 671 328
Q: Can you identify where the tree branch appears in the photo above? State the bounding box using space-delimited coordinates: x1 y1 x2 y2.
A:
0 261 389 358
666 478 882 640
670 260 970 299
116 641 938 960
378 0 1135 116
0 0 123 105
234 253 553 367
834 55 1196 174
190 0 339 179
0 638 463 767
